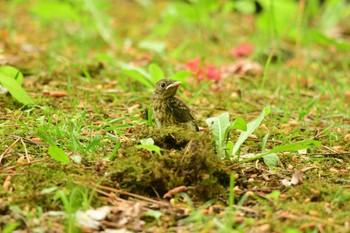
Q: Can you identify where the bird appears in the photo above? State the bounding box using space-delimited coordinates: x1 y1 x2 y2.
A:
152 79 199 132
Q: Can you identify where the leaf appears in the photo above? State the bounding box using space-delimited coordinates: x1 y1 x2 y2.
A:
48 145 71 164
226 141 234 155
268 140 321 154
206 112 230 157
136 138 161 156
0 72 34 105
40 186 58 194
170 70 193 83
261 131 269 152
121 68 153 89
232 107 270 156
138 40 166 53
148 63 164 83
230 116 247 131
263 153 279 167
265 190 281 200
3 222 21 233
0 66 23 84
241 140 321 163
140 138 155 145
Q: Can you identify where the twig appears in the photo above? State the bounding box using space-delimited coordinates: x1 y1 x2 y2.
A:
0 137 21 164
10 135 41 145
0 158 47 171
20 138 30 163
78 181 172 207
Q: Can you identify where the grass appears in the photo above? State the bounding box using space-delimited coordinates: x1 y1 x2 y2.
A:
1 0 350 232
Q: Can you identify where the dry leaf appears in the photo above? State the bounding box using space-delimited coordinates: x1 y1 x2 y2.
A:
298 149 307 155
282 170 304 187
248 134 257 139
332 146 343 152
3 175 11 191
291 170 303 185
163 186 188 198
344 134 350 141
43 90 68 97
221 60 263 78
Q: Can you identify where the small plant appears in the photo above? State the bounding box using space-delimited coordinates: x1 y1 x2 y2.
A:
121 62 192 89
0 66 34 105
206 107 321 166
136 138 162 156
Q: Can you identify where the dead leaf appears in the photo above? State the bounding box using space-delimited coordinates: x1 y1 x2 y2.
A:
221 60 263 78
344 134 350 141
163 186 188 198
43 90 68 97
281 170 303 187
298 149 307 155
332 146 343 152
291 170 303 185
329 168 338 173
3 175 11 191
248 134 257 139
76 206 111 230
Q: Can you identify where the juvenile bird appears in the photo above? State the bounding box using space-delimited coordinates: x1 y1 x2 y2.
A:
152 79 199 132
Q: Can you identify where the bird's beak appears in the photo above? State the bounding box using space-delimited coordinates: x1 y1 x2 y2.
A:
166 81 181 90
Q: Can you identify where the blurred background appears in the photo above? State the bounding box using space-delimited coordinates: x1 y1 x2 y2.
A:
1 0 349 76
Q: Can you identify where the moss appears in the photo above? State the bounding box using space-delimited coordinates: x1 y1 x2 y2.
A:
108 126 229 199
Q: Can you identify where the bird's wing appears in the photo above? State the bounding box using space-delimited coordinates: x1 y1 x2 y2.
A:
167 97 195 123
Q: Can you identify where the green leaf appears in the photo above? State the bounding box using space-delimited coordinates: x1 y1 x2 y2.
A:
170 70 193 83
121 68 153 89
40 186 58 194
232 107 270 156
0 66 23 84
206 112 230 157
140 138 155 145
231 116 247 131
138 40 166 53
265 190 281 200
0 72 34 105
268 140 321 154
48 145 71 164
144 210 162 220
226 141 234 155
3 222 21 233
241 140 321 163
148 63 164 83
136 138 162 156
263 153 279 167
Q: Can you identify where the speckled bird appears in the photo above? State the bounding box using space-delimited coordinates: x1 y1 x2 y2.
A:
152 79 199 132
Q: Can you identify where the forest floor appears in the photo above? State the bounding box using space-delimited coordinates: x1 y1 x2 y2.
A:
1 1 350 233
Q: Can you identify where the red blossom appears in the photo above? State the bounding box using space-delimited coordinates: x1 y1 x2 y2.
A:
231 43 254 58
185 58 221 82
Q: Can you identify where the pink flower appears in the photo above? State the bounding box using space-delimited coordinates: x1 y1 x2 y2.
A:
231 43 254 58
185 58 221 82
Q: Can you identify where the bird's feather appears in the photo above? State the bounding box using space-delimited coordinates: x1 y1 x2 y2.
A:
167 97 194 123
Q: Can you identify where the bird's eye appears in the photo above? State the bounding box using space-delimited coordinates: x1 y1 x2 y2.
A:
160 83 166 88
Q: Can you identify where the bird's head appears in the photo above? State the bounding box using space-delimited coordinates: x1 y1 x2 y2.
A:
154 79 181 99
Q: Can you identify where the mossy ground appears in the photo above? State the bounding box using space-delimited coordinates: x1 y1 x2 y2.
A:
1 1 350 232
